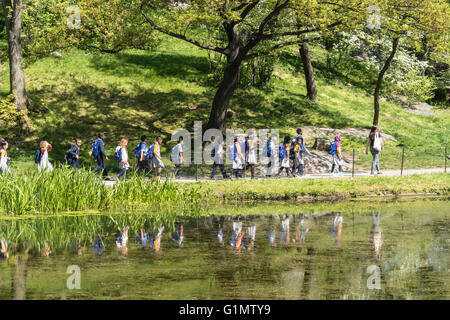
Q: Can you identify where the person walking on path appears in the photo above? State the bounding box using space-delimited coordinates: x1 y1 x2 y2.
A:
37 141 53 172
66 138 82 169
329 135 343 177
170 136 184 178
93 133 109 177
277 136 291 177
136 135 151 176
151 136 164 181
366 125 384 176
231 136 245 178
210 137 229 179
265 134 277 178
116 138 130 181
0 140 11 175
245 134 257 179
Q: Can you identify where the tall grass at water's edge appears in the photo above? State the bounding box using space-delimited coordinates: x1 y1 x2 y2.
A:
0 167 203 215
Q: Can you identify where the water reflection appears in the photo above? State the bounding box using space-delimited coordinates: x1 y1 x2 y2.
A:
0 200 448 300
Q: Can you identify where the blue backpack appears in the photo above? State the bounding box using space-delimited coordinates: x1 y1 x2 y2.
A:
91 139 100 158
134 142 148 160
279 143 287 159
265 141 272 157
244 138 250 153
34 149 42 164
328 141 337 155
114 148 122 162
147 144 155 159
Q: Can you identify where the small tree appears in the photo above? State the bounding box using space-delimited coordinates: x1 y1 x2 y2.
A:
369 0 449 125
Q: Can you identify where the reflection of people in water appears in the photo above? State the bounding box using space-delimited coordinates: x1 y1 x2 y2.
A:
172 223 184 248
243 225 256 252
230 221 245 251
92 236 106 256
41 241 52 257
73 240 83 256
115 227 129 255
330 213 343 248
150 227 164 252
0 238 8 259
267 218 277 248
295 216 310 252
137 228 150 248
216 216 225 246
280 217 290 249
372 212 383 258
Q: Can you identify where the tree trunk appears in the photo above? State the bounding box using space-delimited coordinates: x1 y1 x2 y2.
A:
299 43 317 101
205 24 243 133
3 0 32 128
373 37 399 126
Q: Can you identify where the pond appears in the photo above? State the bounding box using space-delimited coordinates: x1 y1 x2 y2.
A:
0 198 448 300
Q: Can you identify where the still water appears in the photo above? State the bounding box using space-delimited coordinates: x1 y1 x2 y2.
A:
0 198 448 300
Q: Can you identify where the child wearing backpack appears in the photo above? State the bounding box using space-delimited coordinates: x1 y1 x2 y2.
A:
329 135 343 176
245 134 257 179
0 140 10 175
66 138 82 169
92 133 109 177
136 135 150 176
151 136 164 180
37 141 53 172
170 136 184 178
277 136 291 177
265 134 277 177
210 137 228 179
116 138 130 180
231 136 244 178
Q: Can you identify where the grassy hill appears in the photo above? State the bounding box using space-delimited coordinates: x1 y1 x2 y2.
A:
0 36 449 175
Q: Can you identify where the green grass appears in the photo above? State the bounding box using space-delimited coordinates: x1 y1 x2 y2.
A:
189 173 449 201
0 36 449 174
0 167 203 215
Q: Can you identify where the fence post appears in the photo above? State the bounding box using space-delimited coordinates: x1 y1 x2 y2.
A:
400 146 405 176
445 147 447 173
352 149 355 177
195 163 198 181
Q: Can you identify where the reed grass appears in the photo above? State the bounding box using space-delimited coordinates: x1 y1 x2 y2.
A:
0 167 203 215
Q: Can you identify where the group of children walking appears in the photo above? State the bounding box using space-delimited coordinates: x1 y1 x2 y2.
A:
0 125 371 180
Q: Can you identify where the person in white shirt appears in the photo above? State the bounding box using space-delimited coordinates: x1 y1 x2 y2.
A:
171 136 184 178
210 137 229 179
266 135 277 177
117 138 130 180
38 141 53 172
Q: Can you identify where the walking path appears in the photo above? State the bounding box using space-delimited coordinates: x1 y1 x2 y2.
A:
103 168 447 186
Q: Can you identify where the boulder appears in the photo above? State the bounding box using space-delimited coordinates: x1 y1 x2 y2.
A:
402 102 435 117
313 138 332 151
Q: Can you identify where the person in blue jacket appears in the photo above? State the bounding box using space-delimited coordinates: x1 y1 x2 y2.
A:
94 133 109 177
66 138 82 169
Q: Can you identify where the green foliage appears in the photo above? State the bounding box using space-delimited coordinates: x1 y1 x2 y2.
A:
0 94 23 136
21 0 158 59
395 71 437 104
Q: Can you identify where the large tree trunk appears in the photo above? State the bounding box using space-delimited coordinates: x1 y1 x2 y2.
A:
205 54 242 132
373 37 399 126
299 43 317 101
3 0 32 128
205 24 243 133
